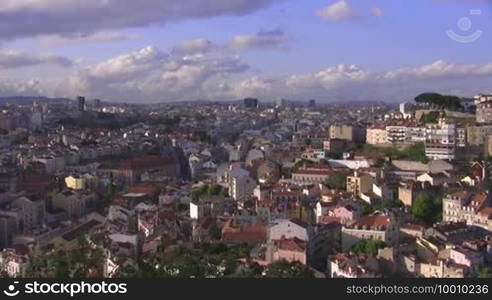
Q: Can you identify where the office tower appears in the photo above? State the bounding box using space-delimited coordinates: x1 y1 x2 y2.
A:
77 96 86 112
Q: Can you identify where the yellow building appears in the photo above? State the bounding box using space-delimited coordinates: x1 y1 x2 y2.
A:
366 126 387 145
467 125 492 146
346 172 376 196
65 175 85 190
330 125 353 141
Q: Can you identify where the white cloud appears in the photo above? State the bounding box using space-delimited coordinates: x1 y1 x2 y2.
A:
65 45 249 101
316 0 356 22
0 50 74 69
0 0 283 40
230 29 288 50
39 31 140 46
2 42 491 103
0 79 45 96
172 39 216 55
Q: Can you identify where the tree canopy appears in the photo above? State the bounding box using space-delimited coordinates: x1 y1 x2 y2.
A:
411 192 442 224
264 260 315 278
415 93 463 110
351 240 387 256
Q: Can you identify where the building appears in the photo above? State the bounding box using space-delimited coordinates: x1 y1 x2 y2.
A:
0 213 17 249
386 125 409 144
467 125 492 146
366 126 387 145
189 196 225 220
485 135 492 158
0 247 29 278
52 190 97 219
474 94 492 105
442 190 492 230
292 167 331 184
425 120 456 160
476 101 492 124
330 125 353 142
65 175 86 190
399 102 412 119
244 98 259 108
271 237 307 265
346 171 376 196
341 215 398 251
269 218 311 242
77 96 86 112
11 197 45 231
228 168 256 203
329 253 380 278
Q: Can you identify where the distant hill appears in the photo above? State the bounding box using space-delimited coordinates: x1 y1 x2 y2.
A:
0 96 72 106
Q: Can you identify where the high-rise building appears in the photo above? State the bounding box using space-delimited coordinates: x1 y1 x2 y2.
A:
244 98 259 108
77 96 86 112
309 99 316 107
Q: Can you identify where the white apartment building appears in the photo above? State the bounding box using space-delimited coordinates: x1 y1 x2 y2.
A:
425 120 457 160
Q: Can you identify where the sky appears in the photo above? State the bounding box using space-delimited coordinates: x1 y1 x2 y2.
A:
0 0 491 103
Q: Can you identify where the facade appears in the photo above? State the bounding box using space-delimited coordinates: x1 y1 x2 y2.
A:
341 215 398 252
476 101 492 124
467 125 492 146
330 125 353 142
386 125 408 144
425 120 456 160
11 197 45 231
329 253 379 278
366 126 387 145
271 237 307 265
346 172 376 196
292 167 331 184
77 96 86 112
244 98 259 108
52 190 97 219
442 191 492 230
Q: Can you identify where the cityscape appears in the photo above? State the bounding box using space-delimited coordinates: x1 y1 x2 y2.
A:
0 0 491 282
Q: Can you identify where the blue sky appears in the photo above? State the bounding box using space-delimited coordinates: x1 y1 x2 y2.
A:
0 0 491 102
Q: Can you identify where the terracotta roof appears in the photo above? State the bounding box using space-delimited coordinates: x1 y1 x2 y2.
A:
318 216 341 225
275 237 307 252
348 215 390 230
222 225 267 244
62 219 101 242
479 207 492 218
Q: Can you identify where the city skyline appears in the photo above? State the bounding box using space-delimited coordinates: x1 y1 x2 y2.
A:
0 0 491 103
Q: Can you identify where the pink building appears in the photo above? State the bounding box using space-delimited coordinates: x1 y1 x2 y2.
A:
330 205 358 224
449 247 484 269
272 237 307 265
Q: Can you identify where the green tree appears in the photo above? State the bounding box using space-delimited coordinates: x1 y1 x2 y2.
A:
208 184 223 196
351 240 387 256
264 260 314 278
412 192 441 224
325 171 350 190
477 267 492 278
208 222 222 241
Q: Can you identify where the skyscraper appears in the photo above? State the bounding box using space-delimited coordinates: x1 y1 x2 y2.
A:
77 96 86 112
244 98 259 108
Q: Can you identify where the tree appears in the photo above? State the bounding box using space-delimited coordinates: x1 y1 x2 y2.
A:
415 93 463 110
208 222 222 241
264 260 314 278
477 267 492 278
208 184 223 196
325 171 350 190
412 192 441 224
351 240 387 256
